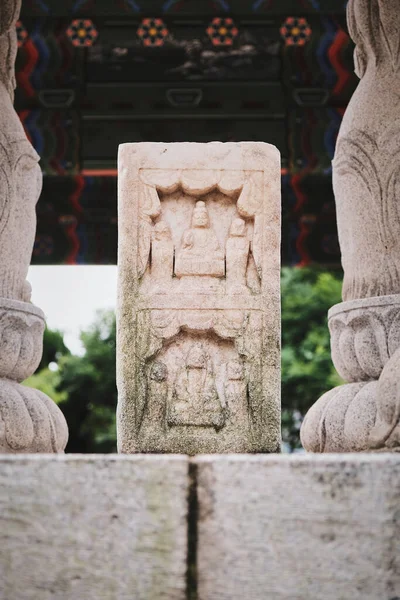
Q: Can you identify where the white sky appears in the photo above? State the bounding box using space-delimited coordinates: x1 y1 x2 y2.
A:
27 266 117 355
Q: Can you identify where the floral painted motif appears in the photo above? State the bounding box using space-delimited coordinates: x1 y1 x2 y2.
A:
137 18 169 47
206 17 238 47
280 17 312 47
67 19 98 48
16 20 28 48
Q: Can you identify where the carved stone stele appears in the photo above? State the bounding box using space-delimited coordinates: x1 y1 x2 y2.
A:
301 0 400 453
0 0 68 452
117 142 281 454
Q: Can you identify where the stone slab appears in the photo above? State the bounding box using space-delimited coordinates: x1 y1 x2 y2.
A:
117 142 281 455
195 454 400 600
0 455 189 600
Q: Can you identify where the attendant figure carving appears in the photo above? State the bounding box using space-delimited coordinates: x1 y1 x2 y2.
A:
226 218 250 293
151 221 174 292
224 360 248 428
168 345 225 429
141 361 168 431
175 201 224 279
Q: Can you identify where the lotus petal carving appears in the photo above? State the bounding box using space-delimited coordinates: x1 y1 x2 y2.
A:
0 379 68 453
0 308 44 381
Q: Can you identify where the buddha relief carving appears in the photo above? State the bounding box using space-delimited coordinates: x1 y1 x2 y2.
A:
168 345 225 430
143 194 261 295
175 200 225 281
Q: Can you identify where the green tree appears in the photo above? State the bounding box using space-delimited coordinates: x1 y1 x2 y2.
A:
38 326 70 371
281 267 343 450
57 310 117 453
24 327 70 404
24 368 68 405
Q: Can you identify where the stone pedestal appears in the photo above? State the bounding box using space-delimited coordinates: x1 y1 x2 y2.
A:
0 0 68 452
117 142 281 454
301 0 400 453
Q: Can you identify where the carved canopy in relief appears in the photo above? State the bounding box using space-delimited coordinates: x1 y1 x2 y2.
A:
137 168 264 281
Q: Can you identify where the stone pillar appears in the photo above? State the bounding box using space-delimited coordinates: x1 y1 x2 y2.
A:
0 0 68 452
117 142 281 454
301 0 400 452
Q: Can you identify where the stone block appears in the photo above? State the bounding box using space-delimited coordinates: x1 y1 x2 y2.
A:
0 455 189 600
117 142 281 454
195 454 400 600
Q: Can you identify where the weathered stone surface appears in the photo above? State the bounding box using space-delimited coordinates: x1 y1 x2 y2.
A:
0 15 40 304
336 0 400 302
195 454 400 600
0 298 68 454
302 0 400 453
0 380 68 453
2 454 400 599
0 0 68 453
0 298 45 380
301 295 400 452
0 455 189 600
0 0 20 97
328 295 400 383
117 142 281 454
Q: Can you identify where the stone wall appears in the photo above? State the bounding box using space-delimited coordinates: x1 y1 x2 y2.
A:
1 454 399 599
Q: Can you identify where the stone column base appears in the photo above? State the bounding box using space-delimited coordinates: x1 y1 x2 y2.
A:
301 294 400 452
0 297 68 453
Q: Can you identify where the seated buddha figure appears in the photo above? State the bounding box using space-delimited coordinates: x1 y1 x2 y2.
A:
167 345 225 430
175 201 225 281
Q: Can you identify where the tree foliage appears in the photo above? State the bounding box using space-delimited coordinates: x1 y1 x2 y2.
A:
281 267 343 449
24 327 70 404
30 267 344 452
39 327 70 371
57 311 117 453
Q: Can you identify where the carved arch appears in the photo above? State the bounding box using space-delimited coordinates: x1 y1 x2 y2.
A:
138 169 264 280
